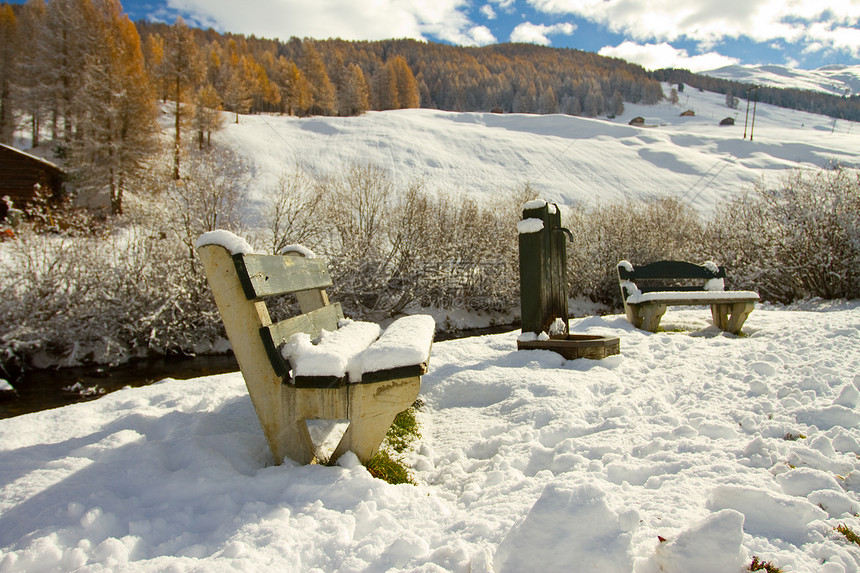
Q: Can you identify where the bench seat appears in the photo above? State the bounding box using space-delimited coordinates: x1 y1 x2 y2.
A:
281 315 435 387
625 290 760 305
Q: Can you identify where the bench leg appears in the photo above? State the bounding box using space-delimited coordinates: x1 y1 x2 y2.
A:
623 301 642 329
726 302 754 335
711 303 730 330
331 377 421 464
281 388 350 464
712 302 754 334
625 303 666 332
640 303 667 332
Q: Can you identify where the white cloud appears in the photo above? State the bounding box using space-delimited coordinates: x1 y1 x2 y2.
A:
162 0 483 45
480 4 497 20
598 41 740 72
805 22 860 58
456 25 498 46
488 0 517 12
510 22 576 46
525 0 860 54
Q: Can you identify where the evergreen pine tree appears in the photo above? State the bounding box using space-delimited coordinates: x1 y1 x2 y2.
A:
193 84 223 148
337 63 370 116
15 0 47 147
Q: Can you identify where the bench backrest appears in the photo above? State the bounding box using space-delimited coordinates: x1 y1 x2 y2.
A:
231 251 344 379
618 260 726 294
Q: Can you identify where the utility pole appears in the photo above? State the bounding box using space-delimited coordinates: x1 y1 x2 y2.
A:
749 85 760 141
743 85 760 140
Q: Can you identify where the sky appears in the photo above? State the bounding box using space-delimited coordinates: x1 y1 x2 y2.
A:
11 0 860 72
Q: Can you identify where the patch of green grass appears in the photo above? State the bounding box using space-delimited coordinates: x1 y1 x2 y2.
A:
366 450 414 485
837 524 860 546
784 432 807 441
365 399 423 485
749 556 783 572
385 399 422 454
655 326 690 333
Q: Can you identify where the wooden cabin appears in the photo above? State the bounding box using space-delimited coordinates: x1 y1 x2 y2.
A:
0 144 65 209
720 117 735 126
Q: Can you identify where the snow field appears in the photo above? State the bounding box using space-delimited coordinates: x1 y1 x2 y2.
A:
220 85 860 220
1 304 860 572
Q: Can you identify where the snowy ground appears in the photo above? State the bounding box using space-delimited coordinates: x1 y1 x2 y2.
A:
2 303 860 572
216 84 860 218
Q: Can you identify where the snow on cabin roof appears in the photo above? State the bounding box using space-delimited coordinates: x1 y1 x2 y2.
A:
0 143 65 173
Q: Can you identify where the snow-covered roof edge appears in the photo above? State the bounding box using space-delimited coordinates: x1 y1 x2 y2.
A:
0 143 64 173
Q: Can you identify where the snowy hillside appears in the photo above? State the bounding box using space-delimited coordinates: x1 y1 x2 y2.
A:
702 64 860 97
215 84 860 217
2 303 860 571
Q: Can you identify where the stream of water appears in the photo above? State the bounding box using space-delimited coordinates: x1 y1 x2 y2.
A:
0 325 517 419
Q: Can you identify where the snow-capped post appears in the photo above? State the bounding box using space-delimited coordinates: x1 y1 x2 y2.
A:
518 200 570 336
517 201 620 360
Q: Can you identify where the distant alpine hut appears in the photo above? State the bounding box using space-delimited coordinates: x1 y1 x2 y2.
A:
0 144 65 210
680 109 696 117
628 116 645 126
720 117 735 126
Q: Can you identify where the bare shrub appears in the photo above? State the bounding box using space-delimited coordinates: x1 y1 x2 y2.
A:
566 197 707 306
259 162 529 321
257 165 328 255
0 144 250 374
711 169 860 302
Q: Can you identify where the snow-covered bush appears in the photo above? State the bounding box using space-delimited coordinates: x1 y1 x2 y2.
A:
257 166 329 255
0 147 248 374
264 162 528 321
0 222 222 374
711 169 860 302
565 197 707 306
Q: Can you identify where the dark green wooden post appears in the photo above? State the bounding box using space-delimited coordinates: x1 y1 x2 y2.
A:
519 202 569 335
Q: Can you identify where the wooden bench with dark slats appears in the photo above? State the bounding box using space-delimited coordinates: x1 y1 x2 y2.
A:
198 233 433 465
617 260 759 334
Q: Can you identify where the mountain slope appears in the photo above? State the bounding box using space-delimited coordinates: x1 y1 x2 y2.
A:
702 64 860 96
217 84 860 218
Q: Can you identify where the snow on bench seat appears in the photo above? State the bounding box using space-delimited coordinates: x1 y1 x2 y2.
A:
280 315 435 385
348 315 436 383
626 290 760 305
281 319 381 379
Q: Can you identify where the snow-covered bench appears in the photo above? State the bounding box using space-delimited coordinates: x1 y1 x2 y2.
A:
617 260 759 334
196 231 434 465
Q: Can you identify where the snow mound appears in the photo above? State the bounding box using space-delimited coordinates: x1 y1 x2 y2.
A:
647 509 746 573
494 482 636 573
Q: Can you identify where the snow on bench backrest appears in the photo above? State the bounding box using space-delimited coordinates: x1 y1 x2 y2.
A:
617 260 727 296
